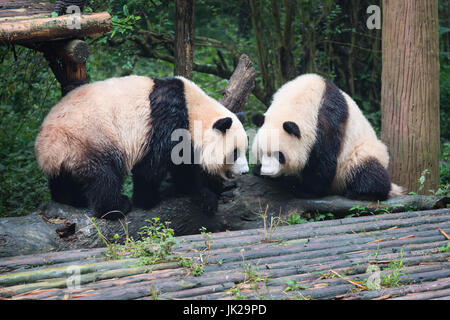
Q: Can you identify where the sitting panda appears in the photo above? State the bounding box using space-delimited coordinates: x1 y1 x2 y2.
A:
35 76 249 219
251 73 404 201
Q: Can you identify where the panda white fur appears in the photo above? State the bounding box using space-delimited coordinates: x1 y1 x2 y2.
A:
35 75 249 219
251 73 404 201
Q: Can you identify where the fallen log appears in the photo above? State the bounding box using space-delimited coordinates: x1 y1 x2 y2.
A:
0 173 448 257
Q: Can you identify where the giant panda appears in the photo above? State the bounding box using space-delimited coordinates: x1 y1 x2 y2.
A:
251 73 404 201
35 75 249 219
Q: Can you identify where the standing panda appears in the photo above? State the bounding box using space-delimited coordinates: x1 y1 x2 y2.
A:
251 74 404 201
35 75 249 219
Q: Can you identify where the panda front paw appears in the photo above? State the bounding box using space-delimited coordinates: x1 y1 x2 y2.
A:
197 188 218 216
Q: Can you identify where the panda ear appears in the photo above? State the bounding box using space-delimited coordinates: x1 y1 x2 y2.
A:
251 113 265 127
283 121 301 138
213 117 233 133
236 112 246 123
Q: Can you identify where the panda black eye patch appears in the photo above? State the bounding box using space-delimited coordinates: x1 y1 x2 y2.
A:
226 148 239 164
283 121 301 138
273 151 286 164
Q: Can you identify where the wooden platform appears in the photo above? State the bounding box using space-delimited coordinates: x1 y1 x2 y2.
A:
0 1 111 44
0 208 449 300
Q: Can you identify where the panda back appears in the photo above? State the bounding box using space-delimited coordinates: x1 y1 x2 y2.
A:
35 76 154 175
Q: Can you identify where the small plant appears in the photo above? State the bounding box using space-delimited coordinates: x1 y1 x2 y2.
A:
175 226 214 277
409 168 450 197
177 256 205 276
200 226 213 251
428 184 450 197
373 205 391 215
236 249 269 295
347 205 370 218
312 212 334 221
418 169 430 193
289 294 312 300
284 279 308 292
286 212 308 225
130 218 177 265
380 250 405 288
91 217 122 260
257 204 282 242
227 285 245 300
240 249 261 283
440 242 450 253
149 286 160 300
242 261 261 283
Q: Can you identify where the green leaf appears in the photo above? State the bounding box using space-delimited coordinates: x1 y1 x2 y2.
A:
123 5 129 16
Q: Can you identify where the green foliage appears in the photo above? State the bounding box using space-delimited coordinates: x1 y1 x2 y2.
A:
285 211 334 225
440 142 450 185
110 5 141 38
380 250 405 288
0 47 59 217
284 279 308 292
177 256 205 277
131 218 176 265
440 242 450 253
286 213 308 225
409 166 450 197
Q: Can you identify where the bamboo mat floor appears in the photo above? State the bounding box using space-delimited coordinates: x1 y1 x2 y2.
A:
1 208 449 300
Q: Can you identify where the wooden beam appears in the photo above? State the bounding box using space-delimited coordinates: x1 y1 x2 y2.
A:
0 12 111 44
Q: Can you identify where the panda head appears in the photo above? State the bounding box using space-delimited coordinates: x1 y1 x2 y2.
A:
197 114 249 179
251 113 307 177
178 77 249 178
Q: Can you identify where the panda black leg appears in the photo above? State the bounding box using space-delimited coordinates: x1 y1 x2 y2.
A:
81 164 131 220
170 164 218 216
344 158 391 201
131 157 167 210
131 173 162 209
49 168 87 208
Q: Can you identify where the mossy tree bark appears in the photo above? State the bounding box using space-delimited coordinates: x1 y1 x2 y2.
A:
381 0 440 193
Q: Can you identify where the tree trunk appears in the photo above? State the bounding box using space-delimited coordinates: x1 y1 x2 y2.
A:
381 0 440 194
248 0 274 105
174 0 195 79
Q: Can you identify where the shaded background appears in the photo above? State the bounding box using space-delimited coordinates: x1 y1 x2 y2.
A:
0 0 448 217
